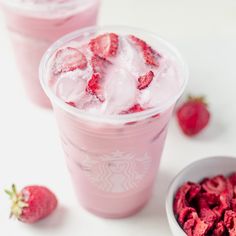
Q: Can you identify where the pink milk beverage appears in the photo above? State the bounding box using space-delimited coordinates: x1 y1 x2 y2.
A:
40 26 188 218
0 0 100 108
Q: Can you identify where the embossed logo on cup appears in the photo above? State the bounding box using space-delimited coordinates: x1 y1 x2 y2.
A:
77 151 152 193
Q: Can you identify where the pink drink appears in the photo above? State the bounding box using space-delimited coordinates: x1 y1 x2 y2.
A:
40 26 188 218
0 0 100 108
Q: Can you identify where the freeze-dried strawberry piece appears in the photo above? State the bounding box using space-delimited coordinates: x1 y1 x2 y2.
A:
122 104 144 114
231 198 236 212
229 173 236 189
183 218 196 236
214 192 231 218
212 221 226 236
230 177 236 197
178 207 198 226
192 218 210 236
66 101 76 107
86 73 101 95
199 208 218 230
86 73 104 102
224 210 236 235
152 113 160 119
200 192 219 208
129 35 161 67
197 195 210 209
89 33 119 58
174 182 201 216
202 175 227 195
174 184 191 216
52 47 87 75
91 55 111 76
188 183 201 202
137 71 154 90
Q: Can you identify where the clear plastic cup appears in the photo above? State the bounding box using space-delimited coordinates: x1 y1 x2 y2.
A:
0 0 100 108
39 26 188 218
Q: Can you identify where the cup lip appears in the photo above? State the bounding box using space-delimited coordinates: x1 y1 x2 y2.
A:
39 25 189 124
165 156 236 234
0 0 97 16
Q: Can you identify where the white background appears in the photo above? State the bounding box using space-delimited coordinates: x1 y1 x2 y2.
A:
0 0 236 235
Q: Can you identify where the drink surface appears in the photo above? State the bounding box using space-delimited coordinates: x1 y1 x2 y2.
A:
48 33 182 115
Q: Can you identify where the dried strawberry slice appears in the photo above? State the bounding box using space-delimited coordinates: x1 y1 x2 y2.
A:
187 183 201 202
202 175 227 195
178 207 198 226
231 198 236 212
174 182 201 216
52 47 87 75
224 210 236 235
86 73 104 102
121 104 144 114
91 55 111 75
212 221 226 236
199 208 218 230
229 173 236 186
89 33 119 58
200 192 219 208
183 218 196 236
137 71 154 90
213 192 231 218
229 173 236 197
129 35 161 67
192 218 210 236
66 101 76 107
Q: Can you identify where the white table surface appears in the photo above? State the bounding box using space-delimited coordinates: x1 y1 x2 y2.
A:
0 0 236 235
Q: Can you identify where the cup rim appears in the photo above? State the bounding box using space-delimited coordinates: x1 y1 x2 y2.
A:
39 25 189 124
165 156 236 234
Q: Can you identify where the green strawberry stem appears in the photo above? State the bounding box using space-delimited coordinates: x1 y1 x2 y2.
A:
5 184 28 219
187 95 208 106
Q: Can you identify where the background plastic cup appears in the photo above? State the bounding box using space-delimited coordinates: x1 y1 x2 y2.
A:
0 0 100 108
40 26 188 218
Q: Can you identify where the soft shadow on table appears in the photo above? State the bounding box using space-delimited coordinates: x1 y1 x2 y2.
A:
32 204 68 229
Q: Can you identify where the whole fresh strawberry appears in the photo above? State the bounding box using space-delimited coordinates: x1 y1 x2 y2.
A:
5 184 57 223
176 96 210 136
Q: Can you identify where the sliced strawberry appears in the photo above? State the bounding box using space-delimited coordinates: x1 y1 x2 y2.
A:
202 175 227 195
91 55 111 75
66 101 76 107
229 173 236 186
122 104 144 114
224 210 236 235
192 218 211 236
152 113 160 119
86 73 104 102
212 221 226 236
178 207 198 226
86 73 101 95
137 71 154 90
129 35 161 67
52 47 87 75
89 33 119 58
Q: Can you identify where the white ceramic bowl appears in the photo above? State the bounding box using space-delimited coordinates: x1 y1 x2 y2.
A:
166 156 236 236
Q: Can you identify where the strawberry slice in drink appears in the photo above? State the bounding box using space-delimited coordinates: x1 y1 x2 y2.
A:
86 73 104 102
52 47 87 75
129 35 161 67
66 101 76 107
91 55 112 76
121 104 144 114
89 33 119 58
137 71 154 90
